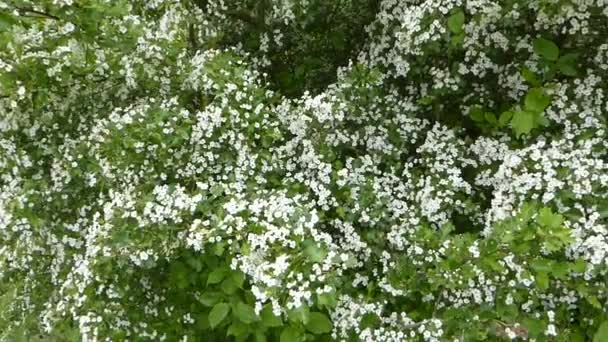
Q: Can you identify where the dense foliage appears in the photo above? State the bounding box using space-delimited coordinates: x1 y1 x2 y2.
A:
1 0 608 341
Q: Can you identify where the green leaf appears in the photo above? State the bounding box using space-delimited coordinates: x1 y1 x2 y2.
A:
0 12 17 31
451 32 465 46
594 321 608 342
305 312 333 334
484 112 497 125
533 37 559 61
587 295 602 309
511 111 535 137
470 107 485 122
280 327 303 342
571 259 587 273
557 53 579 76
537 207 563 229
198 291 222 307
571 329 586 342
498 111 514 127
209 303 231 329
207 268 228 285
235 302 257 324
261 305 283 327
221 276 239 295
521 66 540 86
536 272 549 290
317 292 337 309
447 10 465 34
288 305 310 324
530 259 554 273
227 321 249 337
524 88 551 113
231 271 245 288
522 318 545 337
304 243 326 263
255 331 268 342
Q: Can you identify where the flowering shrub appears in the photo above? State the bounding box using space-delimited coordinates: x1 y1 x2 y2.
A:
1 0 608 341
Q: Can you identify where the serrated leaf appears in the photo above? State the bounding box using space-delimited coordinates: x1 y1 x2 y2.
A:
533 37 559 61
305 312 332 334
209 303 230 329
524 88 551 112
511 111 535 137
537 207 563 229
235 302 257 324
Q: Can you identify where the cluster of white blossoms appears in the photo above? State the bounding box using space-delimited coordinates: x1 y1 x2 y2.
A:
1 0 607 341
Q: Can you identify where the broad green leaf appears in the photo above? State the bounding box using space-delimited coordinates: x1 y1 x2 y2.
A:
220 276 239 294
304 243 326 263
522 318 545 336
207 268 228 285
231 271 245 288
0 12 17 31
521 66 540 86
536 272 549 290
533 37 559 61
571 329 586 342
198 291 222 307
305 312 333 334
288 305 310 324
484 112 497 125
209 303 231 329
530 259 553 273
317 292 337 309
451 32 465 46
280 327 303 342
511 111 535 137
447 10 465 34
470 107 485 122
235 302 257 324
255 331 267 342
594 321 608 342
261 305 283 327
537 207 563 229
557 53 579 76
571 259 587 273
227 321 249 337
524 88 551 112
499 111 514 127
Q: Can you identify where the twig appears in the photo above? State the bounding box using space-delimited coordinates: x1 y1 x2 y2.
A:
15 7 60 20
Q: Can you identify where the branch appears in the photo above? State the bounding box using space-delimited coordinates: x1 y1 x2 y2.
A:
15 7 60 20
